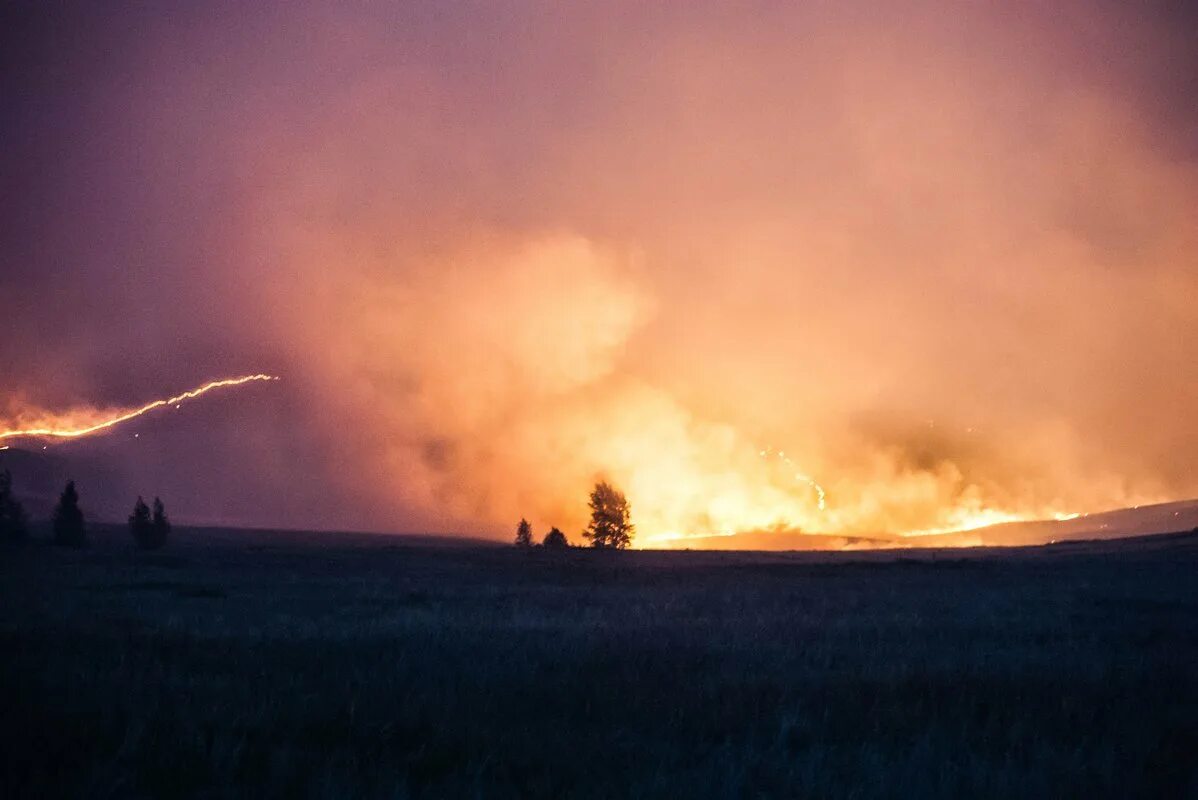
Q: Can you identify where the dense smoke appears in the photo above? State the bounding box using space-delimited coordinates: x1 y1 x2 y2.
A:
2 2 1196 542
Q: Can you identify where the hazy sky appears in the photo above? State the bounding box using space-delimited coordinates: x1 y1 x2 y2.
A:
2 1 1196 542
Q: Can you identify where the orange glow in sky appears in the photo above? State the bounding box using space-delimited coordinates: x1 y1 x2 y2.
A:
2 3 1195 542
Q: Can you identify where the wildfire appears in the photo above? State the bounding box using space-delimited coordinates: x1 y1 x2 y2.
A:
634 446 829 547
759 447 827 511
893 508 1083 538
0 374 279 442
630 444 1090 549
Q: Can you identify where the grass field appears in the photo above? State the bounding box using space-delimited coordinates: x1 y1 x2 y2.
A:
2 526 1196 798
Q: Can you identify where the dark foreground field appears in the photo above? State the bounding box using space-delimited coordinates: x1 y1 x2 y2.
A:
2 527 1197 799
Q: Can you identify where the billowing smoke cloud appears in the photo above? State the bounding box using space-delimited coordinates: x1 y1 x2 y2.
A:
2 2 1196 542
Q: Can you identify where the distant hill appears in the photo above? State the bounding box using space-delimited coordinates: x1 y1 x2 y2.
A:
948 498 1198 547
643 499 1198 551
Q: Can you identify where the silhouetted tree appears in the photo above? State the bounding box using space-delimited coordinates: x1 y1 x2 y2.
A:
152 497 171 548
515 517 533 548
583 481 634 549
129 496 153 548
52 480 86 548
543 527 568 549
0 469 29 544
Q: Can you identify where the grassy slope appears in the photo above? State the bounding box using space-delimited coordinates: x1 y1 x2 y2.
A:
2 527 1196 798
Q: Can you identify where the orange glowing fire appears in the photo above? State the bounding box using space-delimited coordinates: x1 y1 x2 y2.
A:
897 508 1078 538
0 369 1097 550
0 374 279 442
628 444 1085 549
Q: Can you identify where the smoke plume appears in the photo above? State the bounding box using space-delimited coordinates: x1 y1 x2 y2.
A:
2 2 1195 543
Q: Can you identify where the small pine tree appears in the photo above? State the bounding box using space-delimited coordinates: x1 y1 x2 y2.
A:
583 481 634 549
129 496 153 548
151 497 171 549
52 480 87 548
0 469 29 544
543 527 568 549
515 517 533 548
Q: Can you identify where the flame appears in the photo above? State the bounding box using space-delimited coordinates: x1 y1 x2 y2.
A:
761 447 828 511
628 443 1092 549
896 507 1084 538
631 446 830 547
1 374 279 442
899 508 1034 538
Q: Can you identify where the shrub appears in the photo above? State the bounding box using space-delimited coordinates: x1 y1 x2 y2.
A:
0 469 29 544
129 496 153 548
130 496 171 549
52 480 87 548
514 518 533 548
152 497 171 548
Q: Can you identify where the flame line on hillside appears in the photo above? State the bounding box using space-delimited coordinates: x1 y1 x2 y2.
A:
898 509 1082 538
0 374 279 441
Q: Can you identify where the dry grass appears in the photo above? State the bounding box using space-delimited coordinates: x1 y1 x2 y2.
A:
2 526 1196 798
